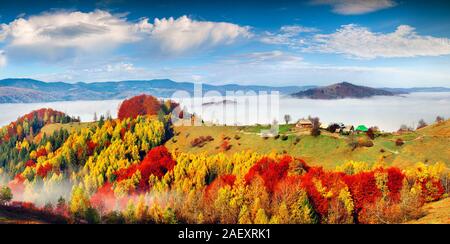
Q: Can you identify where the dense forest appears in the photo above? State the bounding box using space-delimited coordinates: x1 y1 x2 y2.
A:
0 95 448 224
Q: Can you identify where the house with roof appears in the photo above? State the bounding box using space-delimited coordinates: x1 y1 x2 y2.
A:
355 125 369 133
296 119 313 129
340 125 354 135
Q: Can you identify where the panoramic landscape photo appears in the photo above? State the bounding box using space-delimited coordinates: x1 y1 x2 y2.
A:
0 0 449 225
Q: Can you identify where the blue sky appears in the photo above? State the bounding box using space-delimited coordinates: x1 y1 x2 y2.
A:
1 0 450 87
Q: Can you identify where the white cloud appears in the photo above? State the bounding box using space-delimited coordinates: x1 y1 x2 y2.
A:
0 50 6 67
30 50 450 87
309 24 450 59
280 25 319 35
0 11 251 62
136 16 251 55
311 0 396 15
260 25 317 46
227 51 304 65
34 61 146 82
0 10 137 61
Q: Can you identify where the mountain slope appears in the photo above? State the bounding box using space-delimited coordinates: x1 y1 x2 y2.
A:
0 78 312 103
292 82 394 99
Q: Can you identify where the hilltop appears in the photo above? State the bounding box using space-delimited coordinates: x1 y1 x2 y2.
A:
292 82 394 99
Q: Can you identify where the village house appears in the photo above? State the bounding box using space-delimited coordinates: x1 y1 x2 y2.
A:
296 119 313 129
319 123 329 130
355 125 369 133
340 125 354 135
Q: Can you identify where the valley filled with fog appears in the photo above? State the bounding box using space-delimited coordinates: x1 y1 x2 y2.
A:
1 92 450 132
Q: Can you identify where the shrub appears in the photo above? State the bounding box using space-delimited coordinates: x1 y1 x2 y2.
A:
357 137 374 147
220 140 232 152
395 138 404 146
190 136 214 148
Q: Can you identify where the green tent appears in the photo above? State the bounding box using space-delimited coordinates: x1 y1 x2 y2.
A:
355 125 369 132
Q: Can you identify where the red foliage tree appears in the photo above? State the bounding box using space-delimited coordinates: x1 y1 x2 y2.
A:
36 148 48 158
86 140 97 156
25 159 36 168
36 163 53 178
419 178 445 202
204 174 236 202
385 167 405 203
118 94 162 120
299 167 347 220
244 156 291 193
115 146 176 192
343 171 382 221
90 183 117 213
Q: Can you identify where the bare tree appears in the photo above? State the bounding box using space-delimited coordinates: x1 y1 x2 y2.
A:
93 112 98 122
284 114 291 125
310 117 321 137
417 119 428 129
436 115 445 124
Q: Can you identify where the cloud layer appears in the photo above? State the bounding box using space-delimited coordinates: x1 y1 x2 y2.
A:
310 24 450 59
0 10 136 61
311 0 396 15
137 16 251 55
0 11 251 62
260 25 317 47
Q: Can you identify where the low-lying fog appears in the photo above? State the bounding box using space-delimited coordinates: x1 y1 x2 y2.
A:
1 92 449 132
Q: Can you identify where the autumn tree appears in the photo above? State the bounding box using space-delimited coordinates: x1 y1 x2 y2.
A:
70 186 90 219
254 208 269 224
284 114 291 125
118 94 162 120
0 186 12 205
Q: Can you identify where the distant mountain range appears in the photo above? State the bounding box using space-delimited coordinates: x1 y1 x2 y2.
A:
0 78 314 103
292 82 395 99
1 78 449 103
381 87 450 94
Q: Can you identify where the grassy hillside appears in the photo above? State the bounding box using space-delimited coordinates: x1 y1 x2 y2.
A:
391 120 450 168
406 197 450 224
40 120 449 169
165 121 449 169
